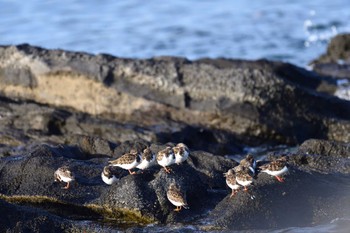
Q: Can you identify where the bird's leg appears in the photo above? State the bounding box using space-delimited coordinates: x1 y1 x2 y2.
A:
54 174 61 182
63 182 70 189
276 176 284 182
128 169 136 175
174 206 181 212
230 189 237 198
164 166 172 173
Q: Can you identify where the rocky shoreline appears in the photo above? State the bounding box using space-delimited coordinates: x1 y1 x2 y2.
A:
0 34 350 232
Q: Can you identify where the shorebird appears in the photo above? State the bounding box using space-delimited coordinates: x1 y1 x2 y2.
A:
109 149 141 175
239 154 257 174
54 166 75 189
259 156 288 182
224 168 240 197
136 147 156 170
173 143 190 165
234 165 254 192
166 183 189 212
157 146 175 173
101 166 119 185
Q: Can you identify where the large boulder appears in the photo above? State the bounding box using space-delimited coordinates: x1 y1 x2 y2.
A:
310 34 350 101
0 44 349 146
1 44 349 232
0 199 80 233
1 139 349 231
289 139 350 174
0 141 236 228
207 141 350 230
209 167 350 230
311 33 350 68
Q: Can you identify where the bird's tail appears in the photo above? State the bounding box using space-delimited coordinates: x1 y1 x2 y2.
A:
108 160 116 165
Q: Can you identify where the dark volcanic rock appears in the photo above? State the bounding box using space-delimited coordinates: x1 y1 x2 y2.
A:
311 34 350 65
0 140 349 231
208 143 350 230
298 139 350 158
311 33 350 79
187 150 238 189
74 135 116 157
0 142 221 226
0 198 114 233
1 44 350 232
209 167 350 230
99 164 208 223
0 144 105 200
0 199 73 233
287 139 350 174
0 95 158 157
0 44 349 146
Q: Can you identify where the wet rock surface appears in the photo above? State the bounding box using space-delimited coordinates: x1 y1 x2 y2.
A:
0 44 349 232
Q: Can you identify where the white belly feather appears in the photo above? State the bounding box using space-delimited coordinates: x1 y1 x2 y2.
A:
60 176 73 183
175 151 189 164
262 166 288 176
158 155 175 167
236 179 252 187
101 172 118 185
115 159 139 170
226 180 240 190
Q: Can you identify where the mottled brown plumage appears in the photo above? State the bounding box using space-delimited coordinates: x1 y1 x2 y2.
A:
235 165 254 192
173 143 190 164
166 183 189 211
239 154 256 173
102 166 113 179
136 147 156 170
260 156 288 182
224 169 240 197
101 166 118 185
54 166 75 189
141 147 154 162
157 146 175 173
109 150 141 175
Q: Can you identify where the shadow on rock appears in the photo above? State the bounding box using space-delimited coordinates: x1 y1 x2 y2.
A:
207 163 350 230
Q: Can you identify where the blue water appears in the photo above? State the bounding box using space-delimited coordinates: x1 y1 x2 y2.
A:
1 0 350 67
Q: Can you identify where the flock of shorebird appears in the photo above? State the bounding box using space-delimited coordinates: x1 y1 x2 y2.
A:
224 154 289 198
53 143 289 212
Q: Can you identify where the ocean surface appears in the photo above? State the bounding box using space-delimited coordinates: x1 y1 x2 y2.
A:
1 0 350 68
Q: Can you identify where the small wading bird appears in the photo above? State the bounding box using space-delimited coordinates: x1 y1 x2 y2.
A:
136 147 156 171
54 166 75 189
167 183 189 212
259 156 289 182
108 149 141 175
101 166 119 185
157 146 175 173
234 165 254 192
239 154 257 174
224 168 240 198
173 143 190 165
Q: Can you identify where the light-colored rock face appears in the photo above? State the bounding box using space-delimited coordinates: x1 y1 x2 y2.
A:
0 71 154 116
